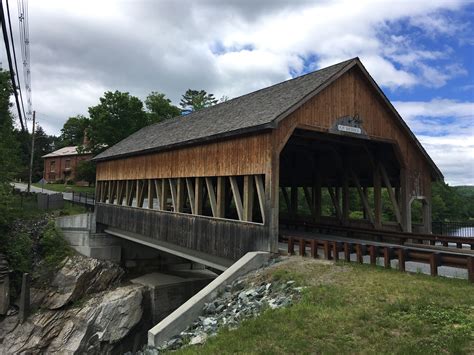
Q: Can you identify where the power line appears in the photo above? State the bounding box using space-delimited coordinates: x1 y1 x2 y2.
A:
17 0 31 118
0 0 26 131
5 0 27 124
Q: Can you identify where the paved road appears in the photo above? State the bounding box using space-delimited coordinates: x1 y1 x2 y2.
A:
14 182 74 201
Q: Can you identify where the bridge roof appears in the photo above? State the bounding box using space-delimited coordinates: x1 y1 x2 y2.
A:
93 58 442 180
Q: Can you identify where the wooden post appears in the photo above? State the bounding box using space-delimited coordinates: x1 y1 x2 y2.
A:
161 179 168 210
467 257 474 283
176 178 185 212
169 179 177 211
369 245 377 265
195 177 203 215
380 163 402 225
288 237 295 255
303 187 315 217
398 248 406 272
429 253 440 277
154 179 162 210
243 175 254 222
374 167 382 228
351 170 374 225
19 273 30 323
328 187 342 221
332 241 339 261
186 178 195 214
400 168 410 232
229 176 244 221
254 175 266 224
356 244 363 264
344 242 351 261
383 247 392 268
147 179 153 209
216 176 225 218
323 241 330 260
205 177 218 217
310 239 317 258
299 238 305 256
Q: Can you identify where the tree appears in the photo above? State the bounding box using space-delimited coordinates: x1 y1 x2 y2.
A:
58 115 90 147
88 91 148 154
76 160 96 185
145 92 181 123
0 69 19 184
180 89 218 112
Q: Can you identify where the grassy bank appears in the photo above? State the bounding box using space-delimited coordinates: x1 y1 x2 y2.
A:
177 258 474 354
32 183 95 194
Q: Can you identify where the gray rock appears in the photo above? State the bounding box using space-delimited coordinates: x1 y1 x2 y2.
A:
43 255 124 310
189 332 207 345
1 285 144 354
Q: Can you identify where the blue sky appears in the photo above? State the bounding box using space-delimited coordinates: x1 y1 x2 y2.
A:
2 0 473 185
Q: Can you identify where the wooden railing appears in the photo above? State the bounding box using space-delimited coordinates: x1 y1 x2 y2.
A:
280 219 474 250
282 234 474 283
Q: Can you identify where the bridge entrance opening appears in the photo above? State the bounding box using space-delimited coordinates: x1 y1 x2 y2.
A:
278 128 406 232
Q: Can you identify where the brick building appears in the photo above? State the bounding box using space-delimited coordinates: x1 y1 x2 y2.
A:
42 146 93 183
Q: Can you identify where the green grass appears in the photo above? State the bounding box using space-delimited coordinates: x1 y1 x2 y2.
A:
32 183 95 194
176 259 474 354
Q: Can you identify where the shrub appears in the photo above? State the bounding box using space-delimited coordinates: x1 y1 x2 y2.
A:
40 221 72 269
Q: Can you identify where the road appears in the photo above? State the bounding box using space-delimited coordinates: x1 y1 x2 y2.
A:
12 182 94 205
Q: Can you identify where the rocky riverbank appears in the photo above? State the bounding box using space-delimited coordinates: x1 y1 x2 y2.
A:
136 257 305 354
0 255 149 354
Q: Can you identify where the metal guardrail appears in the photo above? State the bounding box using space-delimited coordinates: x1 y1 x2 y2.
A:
282 234 474 283
71 191 95 211
432 221 474 237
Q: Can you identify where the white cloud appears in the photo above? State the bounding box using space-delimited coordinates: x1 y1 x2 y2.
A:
394 99 474 185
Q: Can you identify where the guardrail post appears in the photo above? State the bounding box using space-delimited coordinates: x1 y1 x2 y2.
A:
398 249 406 272
355 244 363 264
288 237 295 255
323 241 330 260
343 242 351 262
383 247 392 268
332 241 339 261
299 238 306 257
467 257 474 283
456 242 462 249
310 240 317 258
369 245 377 265
429 253 440 277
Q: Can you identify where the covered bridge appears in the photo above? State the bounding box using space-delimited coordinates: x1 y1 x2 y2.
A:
93 57 442 264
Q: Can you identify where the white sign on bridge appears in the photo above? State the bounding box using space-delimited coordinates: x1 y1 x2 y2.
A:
337 124 362 134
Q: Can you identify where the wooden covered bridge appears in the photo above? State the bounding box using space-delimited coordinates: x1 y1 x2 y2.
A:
93 57 442 265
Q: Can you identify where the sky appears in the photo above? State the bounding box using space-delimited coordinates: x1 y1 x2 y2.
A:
1 0 473 185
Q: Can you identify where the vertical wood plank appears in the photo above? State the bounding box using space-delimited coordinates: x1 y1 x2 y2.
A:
147 179 153 209
205 177 218 217
216 176 225 218
176 178 185 212
195 177 203 215
186 177 195 214
243 175 254 222
254 175 266 224
229 176 244 221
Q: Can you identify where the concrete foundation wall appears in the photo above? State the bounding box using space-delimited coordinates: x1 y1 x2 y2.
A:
148 251 271 347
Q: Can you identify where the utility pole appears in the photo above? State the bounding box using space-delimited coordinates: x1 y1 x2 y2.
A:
27 110 35 192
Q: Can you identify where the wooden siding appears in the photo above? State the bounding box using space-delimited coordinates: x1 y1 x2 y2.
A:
96 132 272 181
95 204 269 261
273 67 433 196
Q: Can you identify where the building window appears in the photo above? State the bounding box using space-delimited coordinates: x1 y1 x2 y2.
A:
50 161 56 172
65 159 71 169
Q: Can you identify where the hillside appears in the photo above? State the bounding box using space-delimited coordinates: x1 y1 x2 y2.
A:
176 258 474 354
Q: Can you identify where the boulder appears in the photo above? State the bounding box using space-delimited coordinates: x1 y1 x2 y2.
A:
1 285 144 354
43 255 124 310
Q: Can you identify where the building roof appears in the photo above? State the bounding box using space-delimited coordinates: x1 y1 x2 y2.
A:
93 59 352 161
92 58 442 179
42 146 90 158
